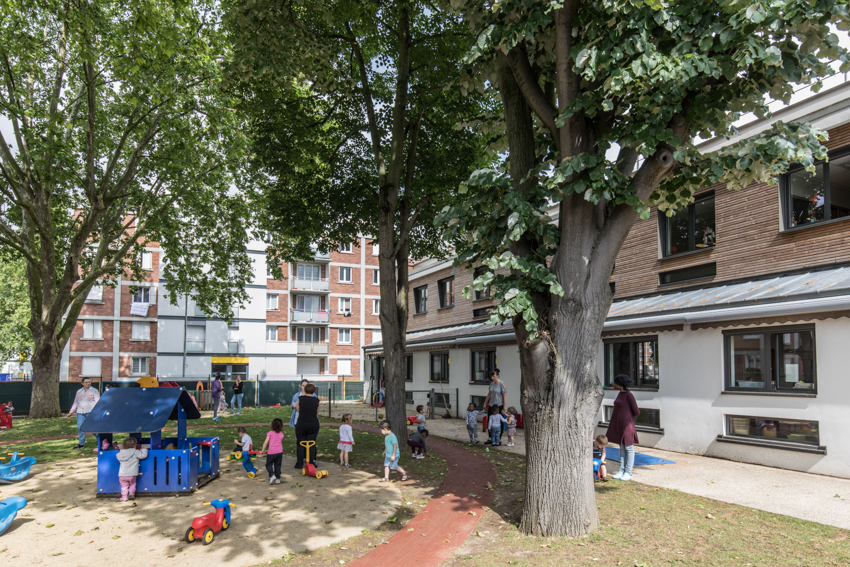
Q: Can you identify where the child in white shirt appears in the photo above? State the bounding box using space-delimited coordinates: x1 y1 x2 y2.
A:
338 414 355 466
415 405 427 432
465 403 479 443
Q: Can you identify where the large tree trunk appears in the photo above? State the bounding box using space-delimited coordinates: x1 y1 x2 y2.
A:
29 330 63 418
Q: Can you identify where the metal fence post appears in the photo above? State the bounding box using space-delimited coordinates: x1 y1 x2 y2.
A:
429 388 435 419
329 382 333 418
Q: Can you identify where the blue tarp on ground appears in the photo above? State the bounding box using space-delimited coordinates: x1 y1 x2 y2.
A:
80 387 201 433
606 447 675 466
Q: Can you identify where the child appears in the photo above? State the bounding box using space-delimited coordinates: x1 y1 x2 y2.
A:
234 426 252 453
379 420 407 482
261 418 285 484
116 437 148 502
338 414 355 466
488 407 506 447
593 435 608 482
465 403 479 444
3 401 13 415
505 406 517 447
415 405 427 432
407 429 428 458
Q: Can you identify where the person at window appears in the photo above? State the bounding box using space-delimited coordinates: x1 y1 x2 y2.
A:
606 374 640 482
483 370 507 444
66 377 100 449
294 383 321 469
230 376 244 416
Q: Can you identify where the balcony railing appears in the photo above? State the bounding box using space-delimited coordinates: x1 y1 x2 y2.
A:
293 278 330 292
291 309 329 323
297 342 329 355
186 341 205 353
310 248 331 261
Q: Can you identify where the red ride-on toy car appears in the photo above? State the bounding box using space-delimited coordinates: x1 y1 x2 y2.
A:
185 500 233 545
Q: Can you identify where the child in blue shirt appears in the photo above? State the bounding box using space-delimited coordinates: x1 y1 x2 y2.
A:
488 409 507 447
379 420 407 482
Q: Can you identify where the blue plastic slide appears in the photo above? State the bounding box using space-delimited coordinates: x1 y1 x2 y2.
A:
0 497 26 536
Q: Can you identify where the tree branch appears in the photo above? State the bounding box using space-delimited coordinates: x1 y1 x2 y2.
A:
507 45 559 148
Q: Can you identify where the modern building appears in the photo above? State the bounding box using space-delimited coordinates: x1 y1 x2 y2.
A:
367 79 850 478
62 237 383 382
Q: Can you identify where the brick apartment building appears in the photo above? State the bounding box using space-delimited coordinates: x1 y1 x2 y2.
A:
61 237 383 382
367 79 850 478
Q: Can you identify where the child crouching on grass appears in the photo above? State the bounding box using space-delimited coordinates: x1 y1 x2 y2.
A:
116 437 148 501
593 435 608 482
379 420 407 482
338 414 354 467
407 429 428 458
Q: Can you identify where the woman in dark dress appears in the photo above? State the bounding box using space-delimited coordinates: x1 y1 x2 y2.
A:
294 383 320 468
606 374 640 481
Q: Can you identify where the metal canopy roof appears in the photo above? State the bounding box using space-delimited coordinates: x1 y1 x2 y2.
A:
80 388 201 434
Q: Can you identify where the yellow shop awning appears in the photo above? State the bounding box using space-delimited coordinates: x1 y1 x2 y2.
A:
211 357 249 364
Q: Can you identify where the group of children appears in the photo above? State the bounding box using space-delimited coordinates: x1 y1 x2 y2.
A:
464 403 517 447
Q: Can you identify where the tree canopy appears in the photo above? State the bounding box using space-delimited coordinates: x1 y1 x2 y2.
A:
0 255 32 362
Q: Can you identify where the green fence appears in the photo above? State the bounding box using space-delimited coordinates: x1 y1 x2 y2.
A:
0 381 105 415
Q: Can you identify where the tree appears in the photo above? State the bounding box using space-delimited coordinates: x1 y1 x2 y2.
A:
226 0 495 440
0 255 33 362
0 0 252 417
439 0 850 536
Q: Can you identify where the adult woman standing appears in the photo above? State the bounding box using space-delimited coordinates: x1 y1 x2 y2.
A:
211 373 223 422
289 379 309 428
606 374 640 481
230 376 244 416
294 383 320 469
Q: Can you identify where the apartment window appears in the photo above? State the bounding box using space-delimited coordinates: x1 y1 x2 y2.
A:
727 415 820 446
604 337 659 390
724 326 816 393
339 243 353 253
405 391 414 404
227 324 239 354
297 264 321 281
470 395 486 410
372 299 380 315
266 326 278 341
186 324 205 353
338 328 351 344
372 330 382 343
372 242 379 256
339 267 352 283
660 192 716 257
296 295 320 312
438 277 454 308
82 320 102 340
266 293 278 310
81 357 101 377
296 327 321 343
430 352 449 383
473 266 491 300
131 357 149 375
472 306 493 319
338 297 351 314
337 359 352 375
86 285 103 303
141 251 153 270
405 355 412 382
372 269 379 285
267 264 274 278
470 350 496 384
131 322 150 341
782 151 850 228
604 405 661 429
658 262 716 285
133 287 151 303
414 285 427 314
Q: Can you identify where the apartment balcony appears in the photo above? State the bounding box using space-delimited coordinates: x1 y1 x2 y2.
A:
292 278 330 293
310 248 331 262
291 309 330 323
297 342 330 355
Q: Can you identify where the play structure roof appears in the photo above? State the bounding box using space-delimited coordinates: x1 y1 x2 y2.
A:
80 387 201 433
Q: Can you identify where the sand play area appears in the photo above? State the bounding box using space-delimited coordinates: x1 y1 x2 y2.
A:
0 453 401 566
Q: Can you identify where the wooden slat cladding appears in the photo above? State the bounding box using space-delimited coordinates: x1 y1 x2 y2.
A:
612 123 850 299
407 263 498 332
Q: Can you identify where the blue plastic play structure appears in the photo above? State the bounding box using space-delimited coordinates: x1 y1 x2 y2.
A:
0 452 36 484
80 387 220 497
0 497 26 536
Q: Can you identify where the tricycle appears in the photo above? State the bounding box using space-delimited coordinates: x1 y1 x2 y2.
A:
185 499 233 545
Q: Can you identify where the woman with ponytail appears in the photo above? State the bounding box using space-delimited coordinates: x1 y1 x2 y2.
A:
606 374 640 481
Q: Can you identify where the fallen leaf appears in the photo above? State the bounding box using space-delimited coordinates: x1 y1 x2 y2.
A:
112 535 120 539
46 524 55 528
468 511 476 516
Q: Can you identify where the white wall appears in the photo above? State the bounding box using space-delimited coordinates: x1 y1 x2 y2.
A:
158 319 185 354
205 321 228 354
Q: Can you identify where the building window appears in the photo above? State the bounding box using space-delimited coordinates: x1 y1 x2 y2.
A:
131 357 149 375
604 337 659 390
86 284 104 303
186 324 205 353
266 293 278 310
372 269 379 285
473 266 491 300
372 330 382 343
266 326 278 341
227 324 239 353
339 243 353 253
339 267 352 283
372 242 379 256
405 391 414 404
132 287 151 303
658 262 716 285
81 357 101 377
430 352 449 383
724 326 816 393
660 192 716 256
338 297 351 314
131 322 150 341
433 392 452 409
604 405 661 429
726 415 820 446
296 327 321 343
297 264 321 281
82 320 102 339
438 277 454 308
414 285 427 314
470 350 496 384
405 355 412 382
782 152 850 228
141 251 153 270
372 299 380 315
337 359 352 375
472 306 493 319
338 328 351 344
470 395 486 410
